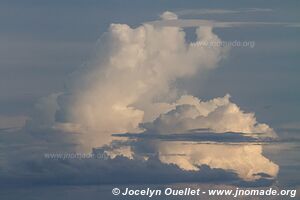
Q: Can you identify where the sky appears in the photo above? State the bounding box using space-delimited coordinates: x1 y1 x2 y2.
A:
0 1 300 200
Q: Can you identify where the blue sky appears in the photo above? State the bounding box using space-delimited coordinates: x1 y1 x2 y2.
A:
0 1 300 199
0 0 299 128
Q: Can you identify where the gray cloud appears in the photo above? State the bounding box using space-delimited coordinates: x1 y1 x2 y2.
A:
0 144 274 187
146 19 300 28
175 8 273 16
112 131 275 144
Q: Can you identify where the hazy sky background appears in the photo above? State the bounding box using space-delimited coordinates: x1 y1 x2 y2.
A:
0 0 299 129
0 1 299 200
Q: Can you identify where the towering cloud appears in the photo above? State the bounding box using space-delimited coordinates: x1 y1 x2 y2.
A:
51 12 230 150
24 12 278 182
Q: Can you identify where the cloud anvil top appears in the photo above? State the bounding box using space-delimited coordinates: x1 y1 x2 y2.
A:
146 19 300 28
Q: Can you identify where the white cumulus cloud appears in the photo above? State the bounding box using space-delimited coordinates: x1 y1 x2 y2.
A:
25 12 278 182
51 12 229 150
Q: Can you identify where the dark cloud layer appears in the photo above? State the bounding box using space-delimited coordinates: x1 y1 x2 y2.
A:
0 151 274 187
